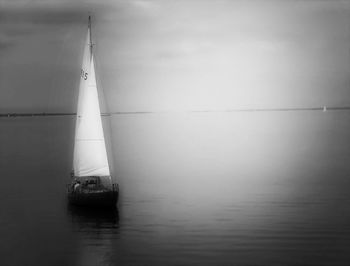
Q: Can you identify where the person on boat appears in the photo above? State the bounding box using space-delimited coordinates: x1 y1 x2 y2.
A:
73 181 81 192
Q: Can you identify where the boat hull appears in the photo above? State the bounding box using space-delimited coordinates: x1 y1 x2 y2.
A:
68 189 118 207
67 178 119 207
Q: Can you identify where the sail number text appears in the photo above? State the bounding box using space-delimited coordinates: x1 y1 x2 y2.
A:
81 69 88 80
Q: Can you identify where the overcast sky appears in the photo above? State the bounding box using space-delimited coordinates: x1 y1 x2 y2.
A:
1 0 350 112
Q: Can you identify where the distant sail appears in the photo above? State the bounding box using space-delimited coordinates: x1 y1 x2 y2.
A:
323 106 327 112
73 27 110 177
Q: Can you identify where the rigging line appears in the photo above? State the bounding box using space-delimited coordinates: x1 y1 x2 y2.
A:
93 38 110 115
93 36 117 178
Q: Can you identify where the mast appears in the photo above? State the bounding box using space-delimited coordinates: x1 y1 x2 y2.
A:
88 15 93 58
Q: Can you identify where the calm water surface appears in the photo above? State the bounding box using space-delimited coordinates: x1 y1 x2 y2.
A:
0 112 350 266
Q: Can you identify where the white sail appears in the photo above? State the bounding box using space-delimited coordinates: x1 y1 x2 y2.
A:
73 26 110 177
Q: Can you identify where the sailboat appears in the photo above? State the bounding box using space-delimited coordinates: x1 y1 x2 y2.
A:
67 16 118 207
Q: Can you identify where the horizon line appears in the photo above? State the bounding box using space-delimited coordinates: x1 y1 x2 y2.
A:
1 106 350 117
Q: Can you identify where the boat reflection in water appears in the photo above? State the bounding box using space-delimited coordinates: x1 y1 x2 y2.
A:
67 205 119 228
67 205 119 266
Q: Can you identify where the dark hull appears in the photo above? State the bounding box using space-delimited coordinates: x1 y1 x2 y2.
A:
67 176 119 208
68 190 118 207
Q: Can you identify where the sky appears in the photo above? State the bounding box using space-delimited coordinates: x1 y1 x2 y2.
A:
1 0 350 112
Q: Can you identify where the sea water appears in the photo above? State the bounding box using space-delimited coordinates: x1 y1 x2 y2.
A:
0 111 349 266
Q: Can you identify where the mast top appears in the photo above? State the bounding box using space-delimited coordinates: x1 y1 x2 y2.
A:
88 15 93 54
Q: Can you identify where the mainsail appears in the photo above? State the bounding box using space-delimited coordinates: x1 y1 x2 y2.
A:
73 20 110 177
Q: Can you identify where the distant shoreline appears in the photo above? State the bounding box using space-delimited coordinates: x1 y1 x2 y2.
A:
1 107 350 117
0 113 76 117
